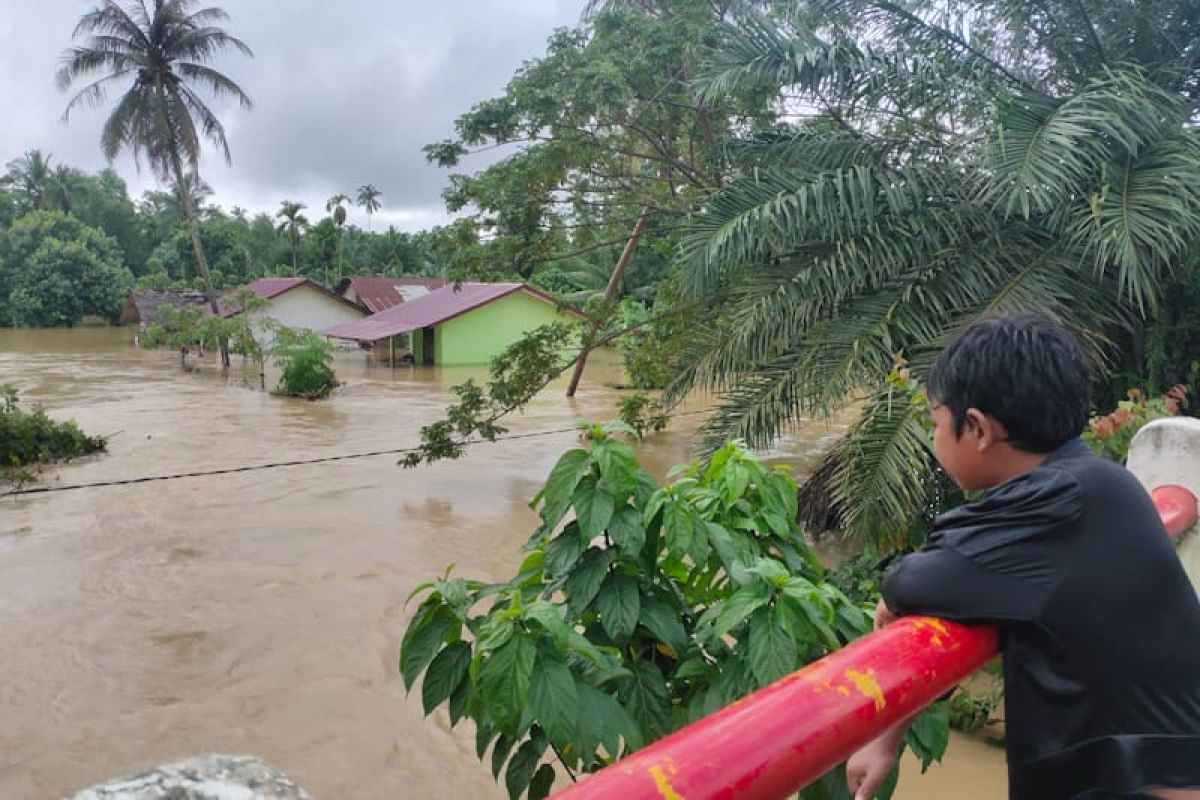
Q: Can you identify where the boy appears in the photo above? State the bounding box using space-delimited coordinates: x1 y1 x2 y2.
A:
846 314 1200 800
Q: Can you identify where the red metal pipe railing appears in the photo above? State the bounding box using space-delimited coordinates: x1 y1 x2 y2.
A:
551 486 1195 800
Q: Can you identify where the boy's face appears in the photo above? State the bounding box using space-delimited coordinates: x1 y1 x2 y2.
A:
930 402 992 491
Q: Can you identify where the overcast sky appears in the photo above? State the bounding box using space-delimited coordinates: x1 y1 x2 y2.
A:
0 1 585 231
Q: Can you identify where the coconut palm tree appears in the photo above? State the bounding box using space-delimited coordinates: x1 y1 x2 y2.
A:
326 193 349 280
668 0 1200 544
58 0 252 368
356 184 382 231
276 200 309 276
2 150 56 211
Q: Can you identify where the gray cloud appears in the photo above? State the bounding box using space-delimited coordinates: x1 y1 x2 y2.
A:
0 0 585 231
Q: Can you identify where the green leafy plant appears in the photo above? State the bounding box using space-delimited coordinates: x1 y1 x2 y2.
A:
1 385 106 485
271 327 337 400
1083 386 1188 462
401 428 948 799
616 393 669 439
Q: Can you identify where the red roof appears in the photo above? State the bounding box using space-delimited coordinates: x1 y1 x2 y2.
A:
221 277 364 317
336 276 448 313
323 282 585 342
248 277 308 299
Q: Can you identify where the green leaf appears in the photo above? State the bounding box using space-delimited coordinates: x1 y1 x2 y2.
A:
401 608 454 691
422 640 472 715
699 587 768 641
505 735 547 800
480 634 537 735
746 607 798 685
639 595 689 657
597 573 641 642
491 732 516 779
574 478 615 540
565 548 613 617
543 524 585 579
476 718 497 760
536 449 591 529
592 439 639 500
529 657 579 747
746 557 791 587
607 505 646 557
577 681 644 757
662 499 695 556
620 660 672 740
523 601 571 649
477 615 516 652
448 678 469 726
907 702 950 771
528 764 556 800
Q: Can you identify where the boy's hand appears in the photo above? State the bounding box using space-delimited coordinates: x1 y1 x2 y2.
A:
846 734 900 800
873 598 899 630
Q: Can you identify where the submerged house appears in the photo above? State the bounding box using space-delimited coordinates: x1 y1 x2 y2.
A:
119 290 212 330
222 277 366 335
323 282 586 366
336 276 447 313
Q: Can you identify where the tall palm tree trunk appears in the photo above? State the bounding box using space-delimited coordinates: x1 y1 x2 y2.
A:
565 205 651 397
291 237 299 276
159 88 229 369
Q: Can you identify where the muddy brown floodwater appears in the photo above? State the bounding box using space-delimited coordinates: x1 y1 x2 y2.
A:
0 327 1004 799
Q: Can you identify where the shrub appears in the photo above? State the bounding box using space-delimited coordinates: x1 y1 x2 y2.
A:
0 386 105 482
272 327 337 400
1083 386 1188 462
401 428 948 799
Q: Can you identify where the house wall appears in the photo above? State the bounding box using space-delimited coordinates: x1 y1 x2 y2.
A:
247 286 364 341
434 290 581 366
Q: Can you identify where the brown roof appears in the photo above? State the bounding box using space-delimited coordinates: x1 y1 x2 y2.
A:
324 282 586 343
222 277 364 317
120 290 211 326
336 276 448 313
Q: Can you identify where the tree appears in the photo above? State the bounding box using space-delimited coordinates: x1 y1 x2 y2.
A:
2 150 57 212
356 184 382 231
326 193 350 280
58 0 253 368
660 0 1200 543
275 200 309 276
1 211 133 327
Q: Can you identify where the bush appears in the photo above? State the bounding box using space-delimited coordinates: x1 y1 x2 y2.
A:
272 327 337 400
401 429 949 799
1083 386 1188 462
0 386 105 481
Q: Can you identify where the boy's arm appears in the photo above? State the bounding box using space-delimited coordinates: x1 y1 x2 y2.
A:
881 537 1047 623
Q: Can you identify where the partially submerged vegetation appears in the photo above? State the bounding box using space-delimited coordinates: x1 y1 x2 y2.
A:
0 385 105 485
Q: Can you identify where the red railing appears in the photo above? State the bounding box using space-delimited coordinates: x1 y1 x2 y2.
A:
550 485 1196 800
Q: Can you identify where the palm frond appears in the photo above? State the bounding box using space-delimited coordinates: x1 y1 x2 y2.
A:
175 62 252 109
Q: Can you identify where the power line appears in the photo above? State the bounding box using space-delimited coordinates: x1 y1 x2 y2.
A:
2 410 710 499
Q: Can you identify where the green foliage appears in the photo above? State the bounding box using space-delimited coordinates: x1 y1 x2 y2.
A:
1083 386 1188 463
402 432 948 799
401 323 578 467
0 211 133 326
271 327 338 400
946 686 1004 736
0 385 106 483
615 393 669 440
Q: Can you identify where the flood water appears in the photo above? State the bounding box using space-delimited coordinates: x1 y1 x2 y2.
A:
0 327 1003 799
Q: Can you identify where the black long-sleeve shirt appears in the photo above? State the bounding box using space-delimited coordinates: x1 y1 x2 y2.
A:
883 438 1200 800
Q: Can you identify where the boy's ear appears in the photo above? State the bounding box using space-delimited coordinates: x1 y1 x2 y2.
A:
964 408 1008 450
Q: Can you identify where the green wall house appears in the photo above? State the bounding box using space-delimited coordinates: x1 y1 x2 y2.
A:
324 283 586 367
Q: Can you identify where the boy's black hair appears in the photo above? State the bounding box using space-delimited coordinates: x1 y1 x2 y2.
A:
926 313 1091 453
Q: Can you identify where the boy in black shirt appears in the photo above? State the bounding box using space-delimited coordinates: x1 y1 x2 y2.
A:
845 314 1200 800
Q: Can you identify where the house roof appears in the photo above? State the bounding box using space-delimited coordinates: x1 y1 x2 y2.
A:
222 277 364 317
323 282 586 343
121 290 212 326
336 275 448 313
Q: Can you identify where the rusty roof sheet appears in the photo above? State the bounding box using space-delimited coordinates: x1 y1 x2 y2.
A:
323 282 584 342
336 276 448 313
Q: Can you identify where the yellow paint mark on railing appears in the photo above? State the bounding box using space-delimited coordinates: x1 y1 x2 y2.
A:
649 760 684 800
845 669 886 711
